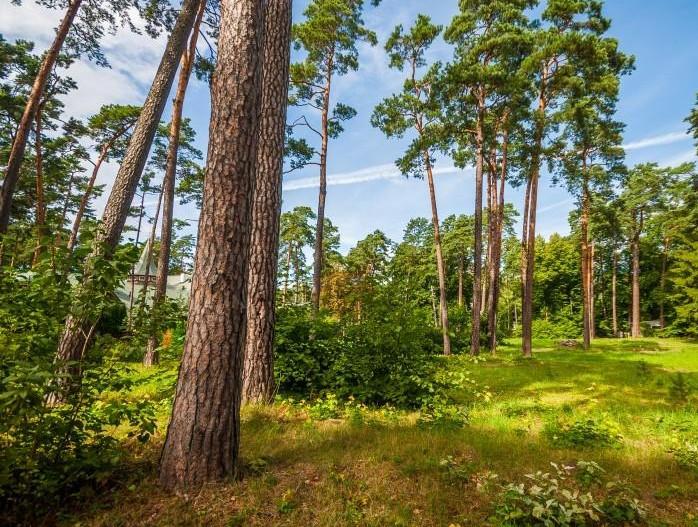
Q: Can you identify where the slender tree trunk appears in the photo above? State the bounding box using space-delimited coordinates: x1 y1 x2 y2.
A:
580 181 591 350
0 0 83 232
487 125 508 354
521 100 545 358
311 55 333 314
423 153 451 355
32 108 47 265
53 0 203 379
630 213 641 338
590 240 595 339
159 0 264 491
611 249 618 336
242 0 292 404
67 123 135 252
470 110 485 356
144 0 206 367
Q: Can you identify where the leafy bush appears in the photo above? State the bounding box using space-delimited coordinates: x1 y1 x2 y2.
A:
0 356 157 523
274 300 442 407
545 415 623 449
494 462 644 526
669 438 698 471
531 317 581 340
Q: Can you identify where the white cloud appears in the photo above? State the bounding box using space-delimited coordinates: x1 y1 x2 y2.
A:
538 198 574 214
0 1 166 119
284 163 463 191
623 131 690 151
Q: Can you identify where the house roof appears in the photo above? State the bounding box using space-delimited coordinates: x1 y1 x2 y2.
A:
133 238 157 276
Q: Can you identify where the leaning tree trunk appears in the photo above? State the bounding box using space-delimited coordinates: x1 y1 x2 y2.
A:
0 0 83 233
159 0 264 491
424 153 451 356
310 55 334 313
470 110 485 356
52 0 204 397
144 0 206 367
67 122 136 252
242 0 293 403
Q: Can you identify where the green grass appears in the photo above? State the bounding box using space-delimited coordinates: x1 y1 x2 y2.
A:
62 338 698 526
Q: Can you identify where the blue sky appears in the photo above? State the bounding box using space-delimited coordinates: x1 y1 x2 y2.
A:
1 0 697 251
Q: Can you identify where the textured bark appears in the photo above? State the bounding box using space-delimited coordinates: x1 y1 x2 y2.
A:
54 0 203 373
521 99 545 358
242 0 292 403
144 0 206 367
487 126 508 354
0 0 83 233
158 0 264 491
311 53 334 313
424 153 451 355
470 111 485 356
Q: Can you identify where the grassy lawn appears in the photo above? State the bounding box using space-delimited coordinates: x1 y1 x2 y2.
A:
62 338 698 526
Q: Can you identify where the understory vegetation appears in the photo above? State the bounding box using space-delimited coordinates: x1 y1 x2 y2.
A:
5 335 697 525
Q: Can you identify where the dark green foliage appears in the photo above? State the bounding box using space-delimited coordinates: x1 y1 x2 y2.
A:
274 299 441 407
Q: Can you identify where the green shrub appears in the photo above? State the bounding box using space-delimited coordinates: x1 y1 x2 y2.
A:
274 301 441 407
531 317 581 340
669 439 698 471
545 415 623 449
493 462 644 526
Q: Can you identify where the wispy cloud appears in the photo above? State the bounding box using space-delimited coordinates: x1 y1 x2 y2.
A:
623 131 690 151
658 148 697 168
538 198 574 214
284 163 463 191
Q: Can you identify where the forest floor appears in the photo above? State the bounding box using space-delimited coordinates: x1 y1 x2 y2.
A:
61 338 698 526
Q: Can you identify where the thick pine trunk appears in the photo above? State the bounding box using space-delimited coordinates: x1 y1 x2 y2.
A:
0 0 83 233
158 0 264 491
242 0 292 403
470 113 485 356
311 59 333 313
144 0 206 367
424 154 451 355
53 0 203 376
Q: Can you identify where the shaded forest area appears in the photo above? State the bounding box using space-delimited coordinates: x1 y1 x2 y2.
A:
1 0 697 525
